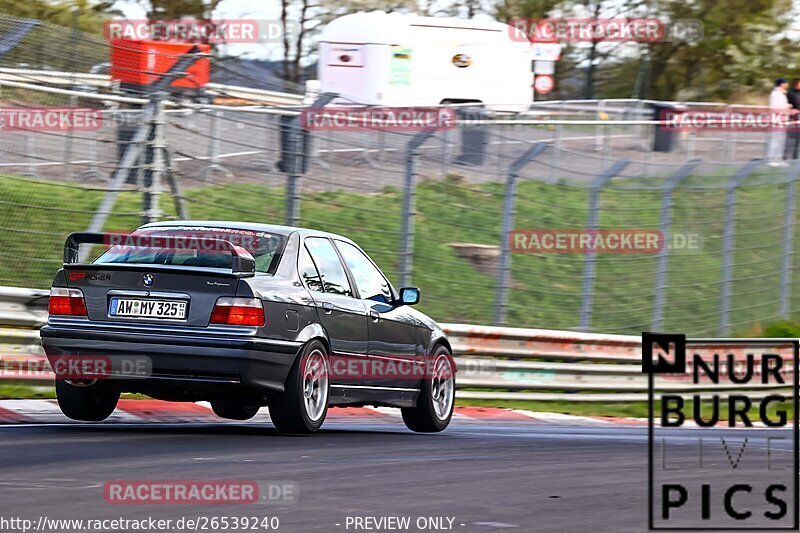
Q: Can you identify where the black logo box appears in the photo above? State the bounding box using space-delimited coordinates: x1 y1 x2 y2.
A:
644 334 799 531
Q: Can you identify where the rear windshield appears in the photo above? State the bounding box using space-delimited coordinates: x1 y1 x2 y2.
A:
93 227 288 274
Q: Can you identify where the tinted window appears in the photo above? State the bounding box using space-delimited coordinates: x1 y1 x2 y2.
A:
305 238 353 297
336 241 392 303
299 246 324 292
94 228 287 274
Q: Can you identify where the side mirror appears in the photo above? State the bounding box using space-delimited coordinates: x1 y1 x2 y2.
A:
399 287 420 306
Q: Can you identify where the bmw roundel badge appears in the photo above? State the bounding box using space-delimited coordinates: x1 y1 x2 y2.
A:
142 273 154 287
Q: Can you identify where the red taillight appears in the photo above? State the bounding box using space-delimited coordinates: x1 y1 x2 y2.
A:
210 297 264 326
48 287 87 316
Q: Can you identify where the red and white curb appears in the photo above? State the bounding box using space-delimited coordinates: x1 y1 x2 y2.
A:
0 400 646 426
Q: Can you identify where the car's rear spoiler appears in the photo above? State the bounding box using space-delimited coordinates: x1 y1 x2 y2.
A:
63 232 257 277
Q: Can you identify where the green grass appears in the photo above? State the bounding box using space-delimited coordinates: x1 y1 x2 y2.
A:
0 384 153 401
457 398 795 421
1 169 797 336
457 398 650 418
0 384 55 399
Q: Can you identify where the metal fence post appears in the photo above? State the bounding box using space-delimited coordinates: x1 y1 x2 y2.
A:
494 143 547 325
284 126 302 226
594 99 606 152
719 159 762 336
77 125 106 182
644 119 654 175
399 129 437 288
64 94 76 180
283 93 336 226
163 147 189 219
549 123 562 182
141 94 165 224
251 114 274 170
24 133 38 177
723 104 733 161
201 109 233 181
779 163 800 317
578 159 630 332
441 128 452 179
633 99 646 149
82 46 205 260
686 131 696 162
651 160 701 330
82 100 161 259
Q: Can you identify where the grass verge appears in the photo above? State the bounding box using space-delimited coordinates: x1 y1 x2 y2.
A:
0 384 55 399
457 397 794 421
0 386 787 424
2 169 797 335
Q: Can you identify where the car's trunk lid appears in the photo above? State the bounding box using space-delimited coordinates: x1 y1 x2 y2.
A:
64 263 242 327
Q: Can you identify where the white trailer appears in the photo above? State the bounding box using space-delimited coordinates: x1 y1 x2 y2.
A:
318 12 533 112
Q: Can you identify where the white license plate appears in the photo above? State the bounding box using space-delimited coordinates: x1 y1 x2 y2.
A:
109 298 187 320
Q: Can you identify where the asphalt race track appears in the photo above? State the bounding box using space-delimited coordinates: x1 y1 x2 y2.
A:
0 417 791 533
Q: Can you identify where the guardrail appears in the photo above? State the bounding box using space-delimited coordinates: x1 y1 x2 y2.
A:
442 324 794 401
0 67 305 107
0 287 791 402
0 287 50 385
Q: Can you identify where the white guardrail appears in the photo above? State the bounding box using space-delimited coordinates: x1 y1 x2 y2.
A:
0 286 792 402
0 67 305 107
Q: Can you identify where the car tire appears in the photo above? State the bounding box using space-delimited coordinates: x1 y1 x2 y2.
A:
211 401 260 421
402 345 455 433
55 380 120 422
269 340 330 433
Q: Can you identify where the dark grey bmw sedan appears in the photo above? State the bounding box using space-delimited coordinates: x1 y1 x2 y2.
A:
40 222 455 433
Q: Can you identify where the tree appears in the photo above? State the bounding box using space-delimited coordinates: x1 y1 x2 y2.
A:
280 0 318 84
0 0 118 33
496 0 794 101
637 0 793 101
566 0 647 99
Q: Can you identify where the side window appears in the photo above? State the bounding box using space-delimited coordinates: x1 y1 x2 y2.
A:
305 238 353 297
299 246 323 292
336 241 392 303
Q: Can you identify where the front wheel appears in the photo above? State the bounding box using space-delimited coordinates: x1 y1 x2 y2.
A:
55 380 120 422
269 340 329 433
402 345 455 433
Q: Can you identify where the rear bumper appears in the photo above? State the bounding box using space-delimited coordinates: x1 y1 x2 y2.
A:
40 323 302 395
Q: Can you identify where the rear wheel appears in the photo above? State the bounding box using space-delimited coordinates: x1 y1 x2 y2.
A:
402 345 455 433
211 400 260 421
55 380 120 422
269 340 329 433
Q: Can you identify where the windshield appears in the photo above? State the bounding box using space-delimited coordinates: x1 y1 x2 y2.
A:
93 227 288 274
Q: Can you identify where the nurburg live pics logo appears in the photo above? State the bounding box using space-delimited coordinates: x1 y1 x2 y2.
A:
643 333 799 530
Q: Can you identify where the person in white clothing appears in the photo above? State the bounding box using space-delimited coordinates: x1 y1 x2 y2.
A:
768 77 790 165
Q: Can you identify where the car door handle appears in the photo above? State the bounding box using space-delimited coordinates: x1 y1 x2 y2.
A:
322 302 334 314
369 310 380 321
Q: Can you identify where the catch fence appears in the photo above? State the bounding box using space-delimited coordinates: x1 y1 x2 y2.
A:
0 16 797 336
